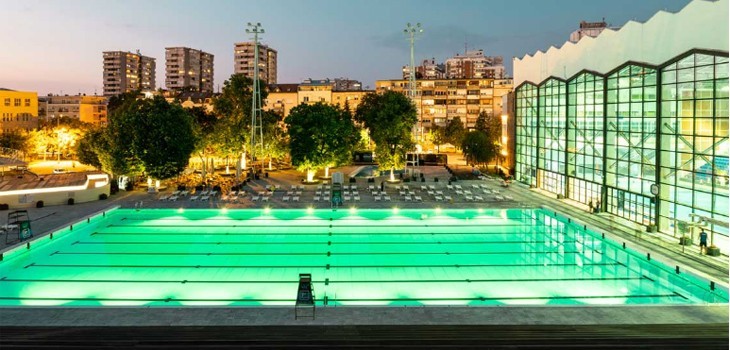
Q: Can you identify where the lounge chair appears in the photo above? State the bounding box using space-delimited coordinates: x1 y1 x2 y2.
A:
189 195 199 201
483 189 492 194
262 196 270 202
405 195 412 201
295 191 302 196
399 191 406 196
495 195 504 200
168 195 179 202
428 185 435 190
455 185 462 190
505 195 514 201
344 195 351 201
287 190 294 195
447 185 454 190
421 185 427 191
395 185 401 190
444 195 452 202
293 196 300 202
472 184 479 189
200 195 210 201
435 195 443 201
436 190 444 195
374 195 382 202
251 195 260 202
414 196 422 202
474 195 484 201
368 185 375 190
158 195 170 201
283 196 290 202
427 190 434 196
384 195 391 201
354 195 361 201
455 190 463 195
313 196 320 202
465 195 474 201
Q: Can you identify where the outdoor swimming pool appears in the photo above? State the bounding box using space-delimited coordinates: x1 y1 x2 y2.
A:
0 208 726 306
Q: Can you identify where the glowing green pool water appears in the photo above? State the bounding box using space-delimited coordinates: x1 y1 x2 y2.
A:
0 208 726 306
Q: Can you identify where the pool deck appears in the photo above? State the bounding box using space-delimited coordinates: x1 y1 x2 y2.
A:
0 166 727 346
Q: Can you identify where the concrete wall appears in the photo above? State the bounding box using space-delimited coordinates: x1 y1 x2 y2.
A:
514 0 729 86
0 174 110 209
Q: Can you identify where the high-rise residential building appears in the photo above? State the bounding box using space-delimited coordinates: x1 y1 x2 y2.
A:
333 78 362 91
375 77 513 138
402 58 446 80
102 50 156 96
569 20 610 43
234 42 277 83
0 88 39 134
511 0 728 245
45 94 108 126
445 50 505 79
165 47 214 92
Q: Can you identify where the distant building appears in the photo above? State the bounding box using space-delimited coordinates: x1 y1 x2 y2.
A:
234 42 277 83
163 90 216 113
103 50 156 96
333 78 362 91
376 78 513 137
165 47 214 93
0 88 39 133
45 94 108 126
264 80 371 118
402 58 445 80
569 20 610 43
445 50 505 79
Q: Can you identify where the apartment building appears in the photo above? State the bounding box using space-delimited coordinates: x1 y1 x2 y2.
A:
265 79 369 118
568 20 610 43
402 58 446 80
234 42 277 83
445 50 505 79
165 47 214 92
0 89 39 133
375 78 513 137
102 50 156 96
45 94 108 126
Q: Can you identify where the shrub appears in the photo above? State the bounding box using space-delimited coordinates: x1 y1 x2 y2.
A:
67 198 75 205
0 204 8 210
35 201 44 208
99 193 108 200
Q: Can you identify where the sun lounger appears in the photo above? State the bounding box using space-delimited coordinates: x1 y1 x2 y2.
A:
455 190 463 195
414 196 422 202
465 195 474 201
313 196 320 202
251 195 260 202
180 190 189 196
399 191 406 196
158 195 170 201
262 196 270 202
380 191 387 196
368 185 375 190
168 195 179 201
405 195 412 201
421 185 427 191
384 195 391 201
295 191 302 196
283 196 290 202
293 196 300 202
374 195 382 202
495 195 504 200
474 195 483 201
455 185 462 190
372 191 379 196
483 189 491 194
428 185 435 190
435 195 443 201
427 190 434 196
287 191 294 195
395 185 401 190
172 190 181 195
447 185 454 190
200 195 210 201
472 184 479 189
189 195 199 201
354 195 361 201
436 190 444 195
444 195 452 202
344 195 351 201
505 195 514 200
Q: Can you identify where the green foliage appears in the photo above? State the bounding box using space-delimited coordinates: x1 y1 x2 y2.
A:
130 97 197 179
285 102 359 175
475 111 501 141
107 90 141 116
354 91 417 172
75 128 103 169
0 131 29 153
444 117 466 149
430 125 447 153
461 130 501 167
261 111 288 167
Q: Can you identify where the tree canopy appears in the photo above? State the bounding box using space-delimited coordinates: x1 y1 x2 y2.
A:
354 91 417 178
285 102 359 182
444 117 466 149
430 125 447 154
461 130 501 167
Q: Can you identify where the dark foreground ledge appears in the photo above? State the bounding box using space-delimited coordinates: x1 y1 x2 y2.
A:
0 305 727 348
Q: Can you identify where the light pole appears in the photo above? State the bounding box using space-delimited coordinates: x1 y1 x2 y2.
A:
246 22 265 180
404 22 423 174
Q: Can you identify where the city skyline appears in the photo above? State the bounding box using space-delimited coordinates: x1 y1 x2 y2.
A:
1 0 691 95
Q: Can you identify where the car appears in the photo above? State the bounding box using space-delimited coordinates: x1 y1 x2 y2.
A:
52 169 68 174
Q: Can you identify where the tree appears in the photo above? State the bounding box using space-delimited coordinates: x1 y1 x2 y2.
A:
430 125 447 154
355 91 417 181
461 130 501 168
444 117 466 150
0 131 29 153
261 111 288 171
75 128 104 170
188 106 220 179
474 111 504 167
129 96 197 180
285 102 359 182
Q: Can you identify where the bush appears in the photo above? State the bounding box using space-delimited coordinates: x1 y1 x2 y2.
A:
35 201 44 208
0 204 8 210
67 198 75 205
99 193 108 200
110 179 119 194
125 181 133 191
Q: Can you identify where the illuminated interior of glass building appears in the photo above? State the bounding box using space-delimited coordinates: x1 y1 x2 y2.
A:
514 51 728 249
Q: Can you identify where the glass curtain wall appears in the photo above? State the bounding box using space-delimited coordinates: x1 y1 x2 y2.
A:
537 79 567 195
605 65 658 225
515 84 538 187
659 53 729 247
567 73 605 206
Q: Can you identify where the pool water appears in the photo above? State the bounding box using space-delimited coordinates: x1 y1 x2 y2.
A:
0 208 726 306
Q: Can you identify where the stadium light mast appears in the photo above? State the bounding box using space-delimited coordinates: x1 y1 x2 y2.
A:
246 22 265 178
404 22 423 172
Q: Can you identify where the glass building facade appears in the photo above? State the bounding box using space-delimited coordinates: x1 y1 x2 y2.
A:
514 50 729 247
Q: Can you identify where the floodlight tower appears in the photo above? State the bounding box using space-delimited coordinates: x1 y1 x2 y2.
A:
404 22 423 170
247 22 265 178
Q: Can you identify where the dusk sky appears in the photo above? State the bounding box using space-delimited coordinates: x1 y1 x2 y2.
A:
0 0 691 95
